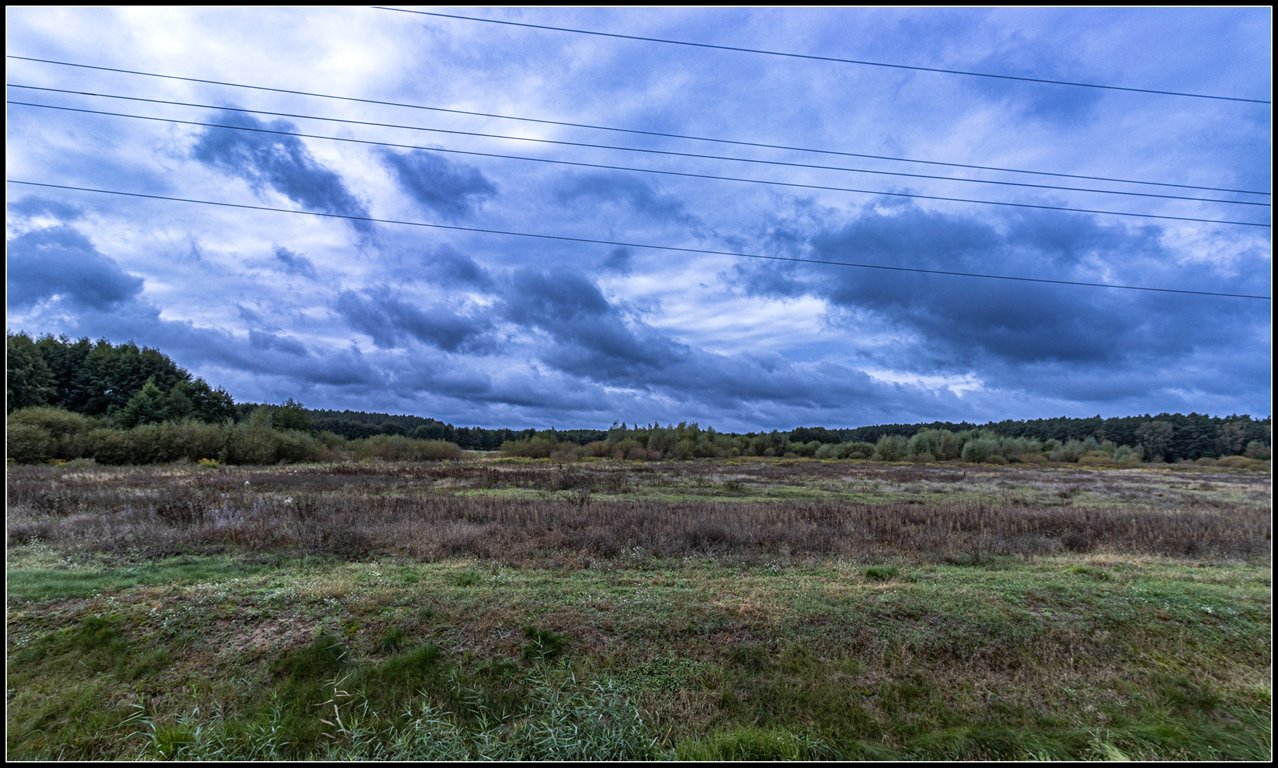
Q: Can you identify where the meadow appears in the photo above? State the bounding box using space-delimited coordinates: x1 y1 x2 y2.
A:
6 457 1271 760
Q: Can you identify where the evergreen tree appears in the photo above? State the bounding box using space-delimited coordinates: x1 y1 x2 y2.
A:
6 332 56 411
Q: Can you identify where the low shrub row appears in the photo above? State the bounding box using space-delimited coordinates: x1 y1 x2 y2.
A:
6 406 461 465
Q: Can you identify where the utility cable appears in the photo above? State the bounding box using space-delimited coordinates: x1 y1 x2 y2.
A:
376 7 1271 105
8 180 1270 301
8 55 1265 196
9 84 1265 208
11 100 1270 229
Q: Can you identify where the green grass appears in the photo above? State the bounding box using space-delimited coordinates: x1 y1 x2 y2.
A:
7 547 1269 760
6 460 1270 760
7 554 273 601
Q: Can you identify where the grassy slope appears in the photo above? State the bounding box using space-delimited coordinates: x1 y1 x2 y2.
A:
7 546 1271 760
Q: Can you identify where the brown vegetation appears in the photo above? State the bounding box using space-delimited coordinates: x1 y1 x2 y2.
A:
7 459 1269 565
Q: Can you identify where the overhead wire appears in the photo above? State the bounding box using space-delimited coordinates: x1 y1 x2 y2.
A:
374 7 1271 105
7 84 1266 208
8 55 1266 196
9 100 1269 229
8 180 1271 302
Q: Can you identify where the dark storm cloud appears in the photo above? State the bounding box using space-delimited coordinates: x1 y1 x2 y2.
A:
191 111 373 235
503 268 686 377
737 205 1265 369
336 290 492 352
505 268 612 322
7 226 144 310
499 268 918 418
249 329 309 357
419 247 493 289
603 247 633 274
7 196 84 221
272 246 318 279
288 348 385 388
380 149 497 219
552 173 703 228
726 202 1270 419
57 305 384 392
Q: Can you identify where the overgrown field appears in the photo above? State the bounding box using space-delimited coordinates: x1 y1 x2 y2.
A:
6 458 1272 760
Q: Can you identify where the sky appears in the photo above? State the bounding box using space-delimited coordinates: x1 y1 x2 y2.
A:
4 6 1273 431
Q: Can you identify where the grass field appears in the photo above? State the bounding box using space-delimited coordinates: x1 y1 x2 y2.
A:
6 458 1271 760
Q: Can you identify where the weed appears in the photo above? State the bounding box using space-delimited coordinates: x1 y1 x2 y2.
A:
522 626 566 661
677 726 832 761
865 565 900 581
378 626 404 654
453 570 481 587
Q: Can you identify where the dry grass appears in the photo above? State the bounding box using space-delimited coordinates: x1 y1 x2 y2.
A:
7 459 1269 565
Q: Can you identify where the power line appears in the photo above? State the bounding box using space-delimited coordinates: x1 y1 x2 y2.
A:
10 84 1266 209
375 7 1271 106
13 99 1270 229
9 55 1265 197
8 180 1270 301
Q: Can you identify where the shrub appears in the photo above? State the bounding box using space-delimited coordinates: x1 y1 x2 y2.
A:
158 421 226 462
1077 450 1115 467
873 435 909 462
316 430 348 451
960 437 1001 464
814 443 841 460
353 435 461 462
1244 440 1270 460
128 424 169 464
1112 445 1143 467
7 406 94 459
223 420 279 464
1216 455 1269 471
501 436 558 459
844 442 876 460
1012 452 1048 464
275 429 326 463
86 427 135 464
6 423 56 464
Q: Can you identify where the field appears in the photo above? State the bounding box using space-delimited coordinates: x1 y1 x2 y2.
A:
6 458 1272 760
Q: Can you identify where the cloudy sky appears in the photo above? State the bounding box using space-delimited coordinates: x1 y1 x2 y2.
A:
5 7 1272 431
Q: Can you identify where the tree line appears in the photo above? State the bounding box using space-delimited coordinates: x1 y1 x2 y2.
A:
6 332 1270 466
498 420 1269 465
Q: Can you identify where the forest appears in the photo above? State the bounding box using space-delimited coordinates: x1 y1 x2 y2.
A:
7 331 1271 466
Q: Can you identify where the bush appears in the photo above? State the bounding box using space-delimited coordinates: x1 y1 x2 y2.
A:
352 435 461 462
316 430 348 451
8 406 94 460
501 436 558 459
1244 440 1270 460
1216 455 1270 471
1077 450 1115 467
1049 438 1097 463
1011 451 1048 464
6 423 56 464
1112 445 1144 467
86 427 135 464
844 442 876 460
275 429 326 463
813 443 838 460
129 421 226 464
127 424 169 464
960 437 1000 464
873 435 909 462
